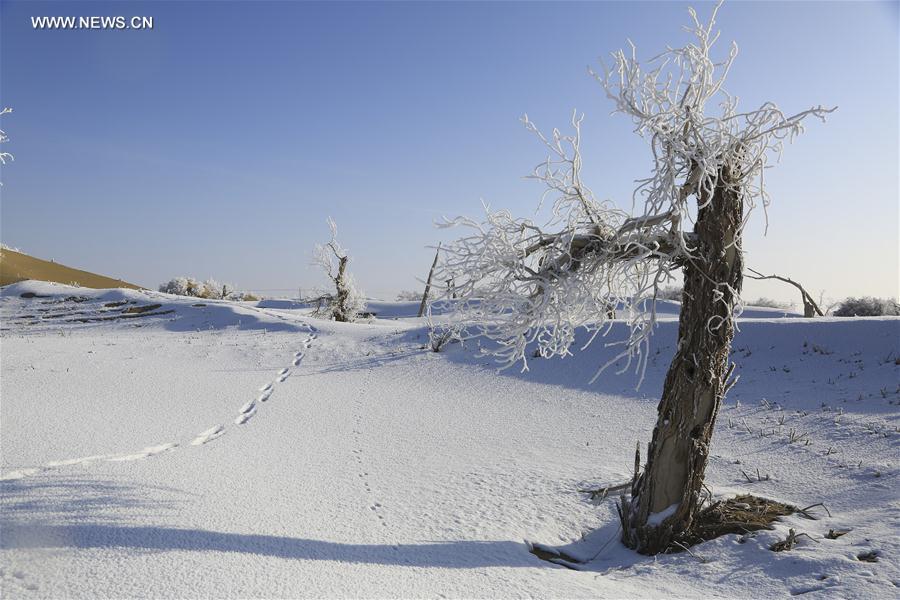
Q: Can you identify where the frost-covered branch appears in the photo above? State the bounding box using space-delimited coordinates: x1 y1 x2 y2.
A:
592 0 835 234
433 114 685 383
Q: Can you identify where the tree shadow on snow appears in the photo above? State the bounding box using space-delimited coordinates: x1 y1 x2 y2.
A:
344 321 681 400
0 475 193 525
0 522 558 569
0 475 557 570
159 301 310 334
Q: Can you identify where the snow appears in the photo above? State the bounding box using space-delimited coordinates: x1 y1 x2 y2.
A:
646 502 679 526
1 280 898 598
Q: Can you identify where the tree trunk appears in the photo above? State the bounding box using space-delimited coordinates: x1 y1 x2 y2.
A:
802 301 816 318
418 244 441 318
621 165 744 554
333 256 351 322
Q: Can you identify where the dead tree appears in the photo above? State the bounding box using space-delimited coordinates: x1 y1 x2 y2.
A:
313 218 366 322
417 243 442 318
435 2 832 554
746 268 824 317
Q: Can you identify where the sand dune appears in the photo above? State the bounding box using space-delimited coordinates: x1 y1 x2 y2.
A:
0 248 141 289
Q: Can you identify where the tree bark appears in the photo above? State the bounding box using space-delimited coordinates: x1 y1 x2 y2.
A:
333 255 352 322
418 244 441 318
620 165 744 554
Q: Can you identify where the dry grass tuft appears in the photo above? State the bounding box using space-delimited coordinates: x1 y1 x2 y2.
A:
669 494 796 551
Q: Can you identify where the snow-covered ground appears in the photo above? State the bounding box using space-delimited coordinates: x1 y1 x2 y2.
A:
1 281 898 598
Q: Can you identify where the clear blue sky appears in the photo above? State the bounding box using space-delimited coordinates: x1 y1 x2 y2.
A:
1 1 897 304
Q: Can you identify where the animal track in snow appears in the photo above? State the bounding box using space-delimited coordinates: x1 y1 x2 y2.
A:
45 454 115 468
191 425 225 446
277 370 291 383
352 392 387 527
1 568 39 593
258 389 273 403
293 355 304 366
108 443 178 462
259 382 273 393
235 406 257 425
278 367 289 376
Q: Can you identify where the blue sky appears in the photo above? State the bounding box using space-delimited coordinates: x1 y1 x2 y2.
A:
1 1 897 304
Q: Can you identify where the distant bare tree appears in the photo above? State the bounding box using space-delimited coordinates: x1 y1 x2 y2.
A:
746 268 823 317
417 243 442 318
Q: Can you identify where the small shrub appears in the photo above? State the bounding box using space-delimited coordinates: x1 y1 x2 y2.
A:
198 279 224 299
428 327 455 352
834 297 900 317
159 276 238 300
396 290 423 302
747 297 792 309
159 276 200 296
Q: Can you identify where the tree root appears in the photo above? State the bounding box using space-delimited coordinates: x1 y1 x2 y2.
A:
578 481 632 503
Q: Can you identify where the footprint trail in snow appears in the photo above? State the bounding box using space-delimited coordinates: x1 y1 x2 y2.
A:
191 425 225 446
1 323 318 480
109 443 179 462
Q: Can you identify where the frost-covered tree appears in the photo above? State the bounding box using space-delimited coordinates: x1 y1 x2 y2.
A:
313 218 366 322
0 107 14 182
200 279 225 300
158 276 232 299
434 2 833 554
159 276 198 297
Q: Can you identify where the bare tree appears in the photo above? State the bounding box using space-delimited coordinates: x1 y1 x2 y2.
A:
434 2 832 554
417 243 442 318
746 268 823 317
313 218 366 322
